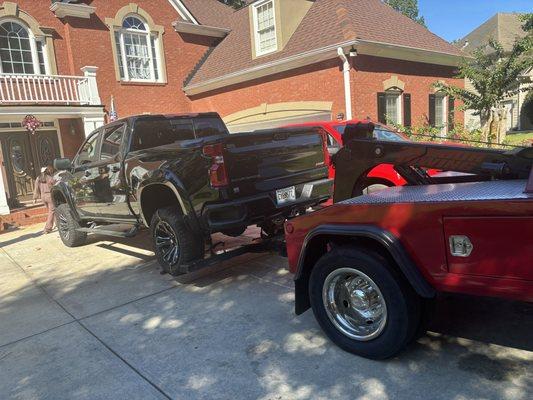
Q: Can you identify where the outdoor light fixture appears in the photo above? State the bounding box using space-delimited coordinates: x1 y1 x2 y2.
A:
349 47 357 57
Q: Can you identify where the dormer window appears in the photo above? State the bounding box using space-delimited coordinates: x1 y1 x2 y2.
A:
253 0 277 56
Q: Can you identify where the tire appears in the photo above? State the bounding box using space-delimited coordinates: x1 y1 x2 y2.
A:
150 207 204 276
352 178 393 197
55 203 87 247
309 247 421 359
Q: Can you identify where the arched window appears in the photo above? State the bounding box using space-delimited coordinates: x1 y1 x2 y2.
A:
114 15 160 82
0 20 47 74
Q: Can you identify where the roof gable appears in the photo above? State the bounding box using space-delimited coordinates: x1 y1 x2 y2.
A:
458 13 527 54
185 0 464 94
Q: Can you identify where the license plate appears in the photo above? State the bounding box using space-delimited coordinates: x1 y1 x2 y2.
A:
276 186 296 204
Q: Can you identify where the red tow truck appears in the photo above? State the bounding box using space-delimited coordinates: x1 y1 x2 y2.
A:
284 123 533 359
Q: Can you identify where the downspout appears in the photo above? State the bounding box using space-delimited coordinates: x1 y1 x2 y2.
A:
337 47 352 120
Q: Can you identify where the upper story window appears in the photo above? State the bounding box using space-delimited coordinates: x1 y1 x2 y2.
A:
253 0 277 56
0 20 48 75
114 15 161 82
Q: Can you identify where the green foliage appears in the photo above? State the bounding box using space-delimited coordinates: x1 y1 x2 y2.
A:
384 0 426 27
434 29 533 125
523 91 533 125
217 0 246 9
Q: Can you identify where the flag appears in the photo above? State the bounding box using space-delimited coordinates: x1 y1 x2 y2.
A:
109 95 118 122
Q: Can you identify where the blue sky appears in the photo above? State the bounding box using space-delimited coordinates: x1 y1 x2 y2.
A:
419 0 532 41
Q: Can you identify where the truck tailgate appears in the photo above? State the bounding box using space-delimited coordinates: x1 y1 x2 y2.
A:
223 127 328 197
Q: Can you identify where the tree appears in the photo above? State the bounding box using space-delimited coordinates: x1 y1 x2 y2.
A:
217 0 246 9
384 0 426 27
435 14 533 142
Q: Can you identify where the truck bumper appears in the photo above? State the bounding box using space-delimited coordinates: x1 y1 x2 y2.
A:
202 178 333 231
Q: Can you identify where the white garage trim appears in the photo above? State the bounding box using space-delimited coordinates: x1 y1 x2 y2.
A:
224 101 333 133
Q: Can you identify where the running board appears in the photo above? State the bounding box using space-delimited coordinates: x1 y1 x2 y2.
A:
76 224 139 238
177 235 286 275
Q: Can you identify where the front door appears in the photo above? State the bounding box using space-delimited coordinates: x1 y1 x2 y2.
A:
0 130 61 206
1 133 35 202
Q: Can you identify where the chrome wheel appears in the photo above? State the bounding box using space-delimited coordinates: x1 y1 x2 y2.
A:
322 267 387 341
155 220 180 265
363 184 389 194
58 213 70 240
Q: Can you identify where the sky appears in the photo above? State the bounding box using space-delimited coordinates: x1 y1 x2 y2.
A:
419 0 532 42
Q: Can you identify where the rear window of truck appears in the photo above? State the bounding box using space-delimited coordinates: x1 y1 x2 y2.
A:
131 118 195 151
193 117 228 138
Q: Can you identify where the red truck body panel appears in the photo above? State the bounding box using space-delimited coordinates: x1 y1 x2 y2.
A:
286 180 533 303
284 120 407 185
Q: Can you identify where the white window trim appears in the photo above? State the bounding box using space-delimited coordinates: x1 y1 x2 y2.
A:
117 15 161 83
434 93 447 134
385 91 403 125
0 18 50 75
252 0 278 57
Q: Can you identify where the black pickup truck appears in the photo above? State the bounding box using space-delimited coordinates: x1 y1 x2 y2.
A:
52 113 332 274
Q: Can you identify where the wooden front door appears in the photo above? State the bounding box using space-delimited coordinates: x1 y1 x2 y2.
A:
0 130 61 205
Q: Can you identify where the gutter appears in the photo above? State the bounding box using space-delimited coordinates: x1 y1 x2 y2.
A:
184 39 466 96
184 40 359 96
173 21 230 38
337 48 353 120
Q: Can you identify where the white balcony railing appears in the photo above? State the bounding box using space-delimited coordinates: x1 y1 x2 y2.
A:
0 67 101 106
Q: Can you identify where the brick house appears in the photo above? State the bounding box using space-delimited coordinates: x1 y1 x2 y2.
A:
0 0 464 216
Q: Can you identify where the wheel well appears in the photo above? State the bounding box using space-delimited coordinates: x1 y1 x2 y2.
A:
140 185 183 225
295 234 422 315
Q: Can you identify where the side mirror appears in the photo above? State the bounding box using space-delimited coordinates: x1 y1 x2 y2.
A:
54 158 72 171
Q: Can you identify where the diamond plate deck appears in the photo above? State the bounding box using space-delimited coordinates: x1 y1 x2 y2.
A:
339 180 530 205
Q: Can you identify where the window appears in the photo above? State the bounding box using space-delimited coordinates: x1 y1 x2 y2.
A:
131 117 195 151
429 93 447 134
115 15 160 82
0 20 47 74
385 92 401 125
253 0 277 56
193 117 229 138
76 131 100 165
334 124 406 142
100 124 126 160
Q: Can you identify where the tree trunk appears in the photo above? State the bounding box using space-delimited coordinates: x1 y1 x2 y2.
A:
479 110 492 142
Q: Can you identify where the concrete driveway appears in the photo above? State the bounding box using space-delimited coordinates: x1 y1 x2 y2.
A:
0 224 531 400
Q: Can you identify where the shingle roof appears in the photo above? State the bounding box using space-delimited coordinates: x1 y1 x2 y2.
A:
457 13 527 54
185 0 464 87
179 0 235 28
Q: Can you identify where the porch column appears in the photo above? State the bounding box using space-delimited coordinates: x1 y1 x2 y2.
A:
0 166 9 216
82 115 106 137
81 66 101 105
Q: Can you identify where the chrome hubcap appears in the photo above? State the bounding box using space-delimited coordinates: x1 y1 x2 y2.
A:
322 267 387 341
155 221 180 265
58 213 69 240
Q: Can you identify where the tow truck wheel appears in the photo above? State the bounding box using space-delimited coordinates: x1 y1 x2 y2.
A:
352 178 393 197
55 204 87 247
150 207 204 276
309 247 421 359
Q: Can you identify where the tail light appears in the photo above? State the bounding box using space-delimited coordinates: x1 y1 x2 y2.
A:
203 143 229 187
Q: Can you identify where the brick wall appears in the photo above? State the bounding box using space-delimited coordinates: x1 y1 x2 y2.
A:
351 55 464 127
14 0 216 119
190 55 464 128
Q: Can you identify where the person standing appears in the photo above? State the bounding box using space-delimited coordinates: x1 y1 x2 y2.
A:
33 165 56 234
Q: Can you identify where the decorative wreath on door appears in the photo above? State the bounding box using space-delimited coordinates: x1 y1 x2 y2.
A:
22 115 42 134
